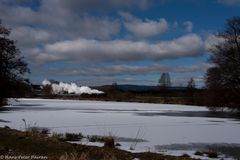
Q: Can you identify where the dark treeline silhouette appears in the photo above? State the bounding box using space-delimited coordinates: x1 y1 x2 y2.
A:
206 16 240 112
0 21 30 106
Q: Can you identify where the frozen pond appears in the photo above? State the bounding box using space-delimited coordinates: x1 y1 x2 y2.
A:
1 98 240 159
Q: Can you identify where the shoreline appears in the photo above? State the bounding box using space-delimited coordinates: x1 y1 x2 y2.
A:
7 97 205 107
0 127 193 160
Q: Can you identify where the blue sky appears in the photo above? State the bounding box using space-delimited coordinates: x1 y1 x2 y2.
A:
1 0 240 87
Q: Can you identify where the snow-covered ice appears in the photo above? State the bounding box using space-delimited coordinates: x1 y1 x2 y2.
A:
1 98 240 159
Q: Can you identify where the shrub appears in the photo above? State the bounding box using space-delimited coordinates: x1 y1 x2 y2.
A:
104 137 115 148
51 132 65 141
206 150 218 158
65 133 84 141
26 127 49 136
87 135 115 148
87 135 105 142
194 151 203 156
181 153 190 158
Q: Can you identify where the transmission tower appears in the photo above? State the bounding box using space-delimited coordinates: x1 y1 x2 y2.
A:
158 73 171 87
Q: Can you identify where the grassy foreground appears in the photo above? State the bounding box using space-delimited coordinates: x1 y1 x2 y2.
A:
0 127 193 160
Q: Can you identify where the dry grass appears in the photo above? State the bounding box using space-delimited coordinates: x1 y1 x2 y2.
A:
0 127 194 160
59 152 89 160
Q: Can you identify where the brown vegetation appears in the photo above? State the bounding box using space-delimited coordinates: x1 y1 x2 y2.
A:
0 127 194 160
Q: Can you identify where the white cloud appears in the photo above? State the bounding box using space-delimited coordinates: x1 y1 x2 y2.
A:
78 16 120 40
10 26 53 47
204 34 225 50
31 34 203 64
74 77 156 86
0 1 206 65
119 12 168 38
183 21 193 32
47 63 212 77
0 2 120 41
0 3 39 26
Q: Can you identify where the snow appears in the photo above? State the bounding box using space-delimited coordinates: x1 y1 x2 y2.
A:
1 98 240 159
157 150 234 160
68 138 104 147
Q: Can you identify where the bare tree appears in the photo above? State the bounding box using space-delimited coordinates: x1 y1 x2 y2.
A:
158 73 171 87
0 21 30 106
206 17 240 111
187 77 196 89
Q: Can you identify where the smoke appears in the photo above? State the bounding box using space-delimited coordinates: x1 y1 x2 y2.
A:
42 79 104 95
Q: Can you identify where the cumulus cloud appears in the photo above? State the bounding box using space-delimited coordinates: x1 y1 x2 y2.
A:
183 21 193 32
119 12 168 38
46 63 212 77
66 16 120 40
0 2 120 41
217 0 240 6
75 77 157 86
0 1 206 65
0 0 213 88
31 34 203 64
40 61 212 87
42 79 104 94
0 3 39 26
10 26 53 47
204 34 225 50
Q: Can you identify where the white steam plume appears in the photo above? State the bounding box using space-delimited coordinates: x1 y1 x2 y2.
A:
42 79 104 95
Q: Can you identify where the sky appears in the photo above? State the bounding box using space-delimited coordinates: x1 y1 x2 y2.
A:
1 0 240 87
